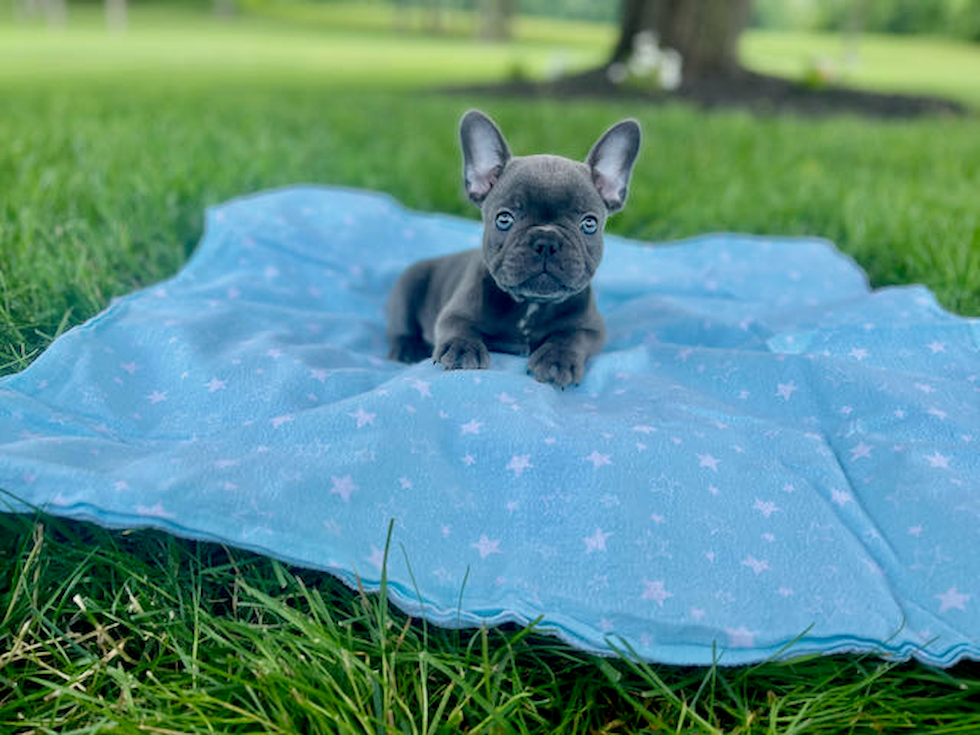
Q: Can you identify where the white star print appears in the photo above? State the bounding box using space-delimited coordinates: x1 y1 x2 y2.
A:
850 442 872 460
927 341 946 354
348 407 376 428
753 499 779 518
410 379 431 398
633 425 655 434
640 580 673 607
136 501 175 519
398 477 412 489
205 377 226 393
462 454 476 466
698 454 720 472
741 556 770 575
330 475 357 502
471 535 501 559
310 368 329 383
506 454 532 478
147 391 167 404
936 586 970 613
849 347 869 361
270 414 294 428
366 546 385 570
583 528 612 553
776 381 797 401
120 362 138 375
915 383 936 394
830 488 853 506
460 419 483 435
584 451 612 468
726 626 758 647
925 451 950 469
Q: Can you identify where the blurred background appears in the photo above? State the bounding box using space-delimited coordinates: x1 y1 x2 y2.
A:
1 0 979 372
3 0 980 101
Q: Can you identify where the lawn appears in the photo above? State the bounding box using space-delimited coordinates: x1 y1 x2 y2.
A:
2 4 980 733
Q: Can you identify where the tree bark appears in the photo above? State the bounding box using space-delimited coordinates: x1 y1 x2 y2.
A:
480 0 514 41
611 0 753 79
105 0 126 30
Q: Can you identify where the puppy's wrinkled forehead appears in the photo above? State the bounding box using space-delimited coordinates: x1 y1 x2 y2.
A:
486 155 604 219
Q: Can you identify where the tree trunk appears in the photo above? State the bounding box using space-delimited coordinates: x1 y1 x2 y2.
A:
43 0 67 27
213 0 237 18
425 0 443 34
105 0 126 30
480 0 514 41
611 0 753 79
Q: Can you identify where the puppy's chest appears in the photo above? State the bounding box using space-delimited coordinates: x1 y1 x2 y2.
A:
484 303 543 357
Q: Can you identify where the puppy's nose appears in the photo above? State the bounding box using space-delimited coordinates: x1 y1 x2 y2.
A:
529 231 562 258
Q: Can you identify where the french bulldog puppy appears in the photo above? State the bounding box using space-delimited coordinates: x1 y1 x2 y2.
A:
386 110 641 388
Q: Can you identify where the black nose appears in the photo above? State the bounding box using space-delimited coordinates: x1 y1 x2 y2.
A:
530 232 562 257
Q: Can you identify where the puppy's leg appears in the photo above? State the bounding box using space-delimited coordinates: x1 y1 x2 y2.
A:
528 328 603 388
385 264 433 363
433 314 490 371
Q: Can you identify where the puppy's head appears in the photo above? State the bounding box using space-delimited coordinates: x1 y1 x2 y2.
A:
460 110 640 303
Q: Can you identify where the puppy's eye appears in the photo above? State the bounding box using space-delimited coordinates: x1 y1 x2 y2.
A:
495 211 514 231
580 215 598 235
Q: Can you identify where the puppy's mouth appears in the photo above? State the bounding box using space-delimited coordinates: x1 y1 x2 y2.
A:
516 271 567 301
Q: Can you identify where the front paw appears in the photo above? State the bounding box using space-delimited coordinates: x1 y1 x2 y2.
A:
528 342 586 388
389 335 433 364
434 336 490 371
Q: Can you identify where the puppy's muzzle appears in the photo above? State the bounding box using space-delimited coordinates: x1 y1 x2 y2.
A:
527 226 565 260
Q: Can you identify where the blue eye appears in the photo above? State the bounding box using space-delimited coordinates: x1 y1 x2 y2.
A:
495 211 514 231
580 215 598 235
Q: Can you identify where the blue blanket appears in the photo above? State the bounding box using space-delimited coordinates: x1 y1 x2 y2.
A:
2 187 978 667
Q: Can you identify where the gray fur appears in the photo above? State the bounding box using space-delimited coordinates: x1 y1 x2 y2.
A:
386 110 641 388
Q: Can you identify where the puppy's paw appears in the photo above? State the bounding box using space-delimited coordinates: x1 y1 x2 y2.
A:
389 335 432 364
528 342 585 388
434 336 490 370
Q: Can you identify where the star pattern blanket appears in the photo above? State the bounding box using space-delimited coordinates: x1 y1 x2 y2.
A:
1 186 978 667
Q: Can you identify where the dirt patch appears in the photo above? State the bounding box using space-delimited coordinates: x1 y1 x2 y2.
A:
446 66 967 118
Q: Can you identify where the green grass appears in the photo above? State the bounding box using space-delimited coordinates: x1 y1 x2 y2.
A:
742 29 980 108
4 512 978 734
2 5 980 732
0 4 608 90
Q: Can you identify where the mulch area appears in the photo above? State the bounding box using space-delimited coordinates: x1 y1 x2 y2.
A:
447 66 967 118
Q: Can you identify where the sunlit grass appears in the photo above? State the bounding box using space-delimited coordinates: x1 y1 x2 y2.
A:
0 4 607 90
742 29 980 107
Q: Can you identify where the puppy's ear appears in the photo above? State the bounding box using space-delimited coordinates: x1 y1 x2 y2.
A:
586 119 641 213
460 110 511 205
